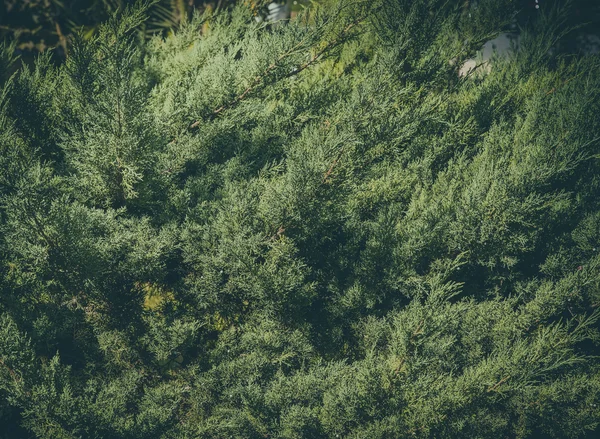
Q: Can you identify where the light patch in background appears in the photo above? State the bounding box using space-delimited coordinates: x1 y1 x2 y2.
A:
459 33 513 77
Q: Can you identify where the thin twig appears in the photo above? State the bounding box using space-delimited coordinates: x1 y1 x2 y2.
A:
487 375 510 392
0 357 21 385
322 147 345 183
545 71 587 95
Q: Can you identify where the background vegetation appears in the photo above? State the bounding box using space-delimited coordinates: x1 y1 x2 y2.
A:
1 0 599 57
0 0 313 62
1 0 600 437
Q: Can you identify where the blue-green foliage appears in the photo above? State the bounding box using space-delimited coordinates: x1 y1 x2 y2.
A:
1 1 600 437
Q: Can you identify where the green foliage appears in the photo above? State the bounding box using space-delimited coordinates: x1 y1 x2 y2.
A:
1 0 600 437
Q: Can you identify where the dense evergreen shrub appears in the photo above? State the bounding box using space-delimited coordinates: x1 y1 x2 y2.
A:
1 1 600 437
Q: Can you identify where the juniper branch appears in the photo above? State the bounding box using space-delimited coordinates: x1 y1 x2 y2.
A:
189 18 366 129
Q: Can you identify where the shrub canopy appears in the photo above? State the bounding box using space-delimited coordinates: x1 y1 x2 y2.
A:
1 1 600 437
